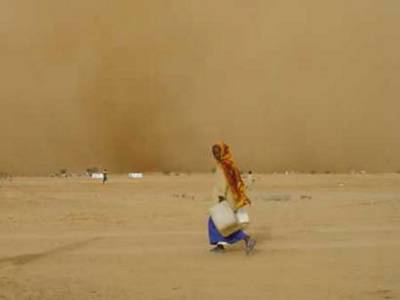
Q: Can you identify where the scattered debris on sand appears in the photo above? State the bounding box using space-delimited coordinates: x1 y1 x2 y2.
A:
259 193 291 202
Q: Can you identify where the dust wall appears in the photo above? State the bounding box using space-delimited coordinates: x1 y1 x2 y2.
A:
1 1 399 174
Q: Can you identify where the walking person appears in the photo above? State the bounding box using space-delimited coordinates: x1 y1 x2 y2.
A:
102 169 108 184
208 142 256 254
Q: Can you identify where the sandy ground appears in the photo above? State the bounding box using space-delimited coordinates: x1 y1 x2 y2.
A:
0 173 399 300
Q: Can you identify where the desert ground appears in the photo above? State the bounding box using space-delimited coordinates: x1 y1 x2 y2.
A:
0 173 399 300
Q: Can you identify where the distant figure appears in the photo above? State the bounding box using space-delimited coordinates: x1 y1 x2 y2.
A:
244 171 255 191
208 142 256 254
102 169 108 184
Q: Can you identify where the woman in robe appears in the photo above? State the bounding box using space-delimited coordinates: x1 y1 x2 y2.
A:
208 142 256 254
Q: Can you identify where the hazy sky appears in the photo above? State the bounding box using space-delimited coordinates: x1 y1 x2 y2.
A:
1 1 400 175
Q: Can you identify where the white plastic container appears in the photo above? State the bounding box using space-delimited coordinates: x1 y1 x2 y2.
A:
128 173 144 179
209 201 242 237
91 173 104 179
236 207 250 229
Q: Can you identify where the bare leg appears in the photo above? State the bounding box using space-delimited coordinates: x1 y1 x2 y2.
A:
244 236 256 255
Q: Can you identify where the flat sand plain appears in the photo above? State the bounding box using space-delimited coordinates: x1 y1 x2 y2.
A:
0 173 399 299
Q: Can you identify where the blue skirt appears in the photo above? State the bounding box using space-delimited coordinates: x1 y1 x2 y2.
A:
208 217 247 245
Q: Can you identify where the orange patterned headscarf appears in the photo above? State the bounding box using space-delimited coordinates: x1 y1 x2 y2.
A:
213 142 251 209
